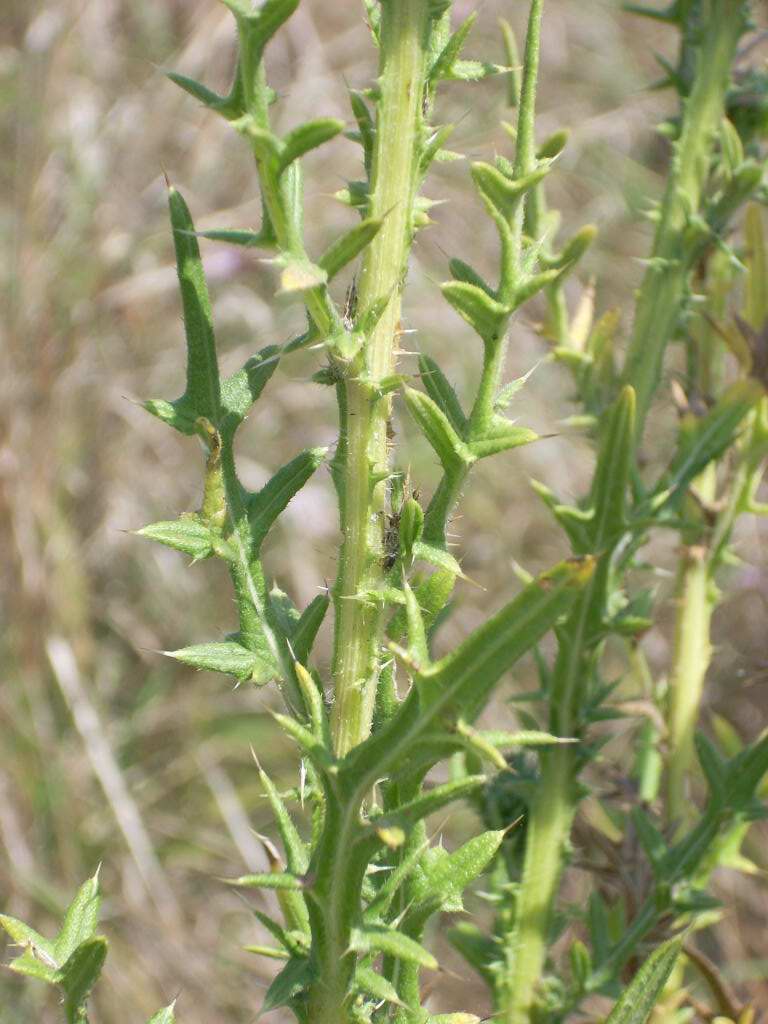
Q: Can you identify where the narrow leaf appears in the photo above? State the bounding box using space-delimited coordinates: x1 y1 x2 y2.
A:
166 641 276 683
318 217 383 281
278 118 345 174
258 768 309 874
147 1005 177 1024
418 354 468 436
60 937 108 1024
351 926 438 970
228 873 304 891
354 965 404 1006
247 447 327 550
290 595 330 665
404 387 473 473
136 517 215 560
441 280 510 342
167 186 221 424
54 872 101 966
603 936 682 1023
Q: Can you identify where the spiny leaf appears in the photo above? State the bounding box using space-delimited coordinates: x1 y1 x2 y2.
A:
418 354 468 436
260 955 314 1015
136 516 216 560
7 948 59 984
588 385 636 545
404 387 474 473
278 118 345 175
603 936 682 1023
167 186 221 425
247 447 327 550
470 161 548 222
59 938 108 1024
220 346 280 437
54 871 101 966
228 872 304 891
258 768 309 874
371 775 486 831
350 925 438 969
166 641 277 683
468 418 538 459
196 227 275 248
165 71 242 120
0 915 57 966
354 965 404 1006
318 217 383 281
223 0 300 63
412 540 463 577
409 830 505 924
290 595 330 665
441 280 510 342
147 1006 177 1024
429 12 478 82
278 258 328 296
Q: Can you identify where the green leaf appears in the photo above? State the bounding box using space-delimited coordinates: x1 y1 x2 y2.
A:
412 830 505 919
588 385 636 545
354 965 404 1007
372 776 486 831
166 641 276 683
167 186 221 425
428 1016 482 1024
441 280 510 342
8 948 59 984
165 71 241 120
147 1006 177 1024
59 937 108 1024
656 380 762 509
196 227 275 248
228 872 304 891
411 540 462 578
398 498 424 564
417 558 595 725
470 162 548 222
220 346 280 437
258 768 309 874
136 516 215 560
418 354 468 437
278 118 345 175
448 258 494 297
429 12 478 82
350 925 438 970
260 955 314 1015
224 0 300 61
318 217 383 281
695 733 727 806
604 936 682 1023
290 595 330 665
0 915 57 966
247 447 327 550
404 387 474 474
54 872 101 966
468 418 538 459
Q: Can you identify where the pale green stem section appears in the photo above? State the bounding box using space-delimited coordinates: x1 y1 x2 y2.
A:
666 473 715 828
331 0 430 757
621 0 746 435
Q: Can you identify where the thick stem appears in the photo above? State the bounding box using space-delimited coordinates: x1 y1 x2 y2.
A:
622 0 746 435
331 0 430 756
500 747 576 1024
666 541 714 828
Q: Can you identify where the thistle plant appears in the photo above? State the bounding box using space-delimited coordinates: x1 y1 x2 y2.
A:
4 2 768 1023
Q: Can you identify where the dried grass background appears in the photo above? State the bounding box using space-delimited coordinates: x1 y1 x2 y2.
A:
1 1 767 1020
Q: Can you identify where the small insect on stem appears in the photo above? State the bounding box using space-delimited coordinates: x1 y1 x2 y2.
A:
343 276 358 331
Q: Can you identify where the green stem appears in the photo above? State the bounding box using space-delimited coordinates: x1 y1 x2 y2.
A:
666 537 714 829
500 747 576 1024
622 0 746 435
331 0 431 757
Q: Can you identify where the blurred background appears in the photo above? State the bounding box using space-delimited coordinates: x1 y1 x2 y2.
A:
1 0 767 1020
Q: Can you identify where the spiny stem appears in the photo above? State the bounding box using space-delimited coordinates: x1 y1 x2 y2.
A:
666 487 715 829
331 0 431 757
622 0 747 436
